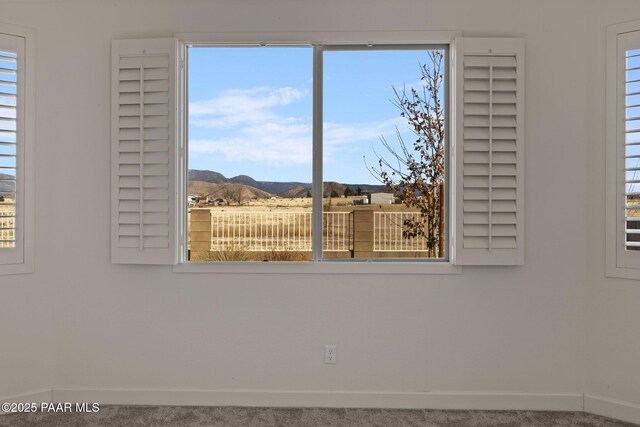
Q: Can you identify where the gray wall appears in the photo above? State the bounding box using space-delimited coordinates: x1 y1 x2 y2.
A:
0 0 637 416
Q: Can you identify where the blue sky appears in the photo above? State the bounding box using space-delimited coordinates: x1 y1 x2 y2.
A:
188 47 442 184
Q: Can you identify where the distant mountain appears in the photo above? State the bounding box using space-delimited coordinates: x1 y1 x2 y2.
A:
278 185 310 198
188 169 387 198
188 170 227 184
351 184 387 194
228 174 259 188
252 180 309 195
0 173 15 193
282 182 351 198
324 181 346 196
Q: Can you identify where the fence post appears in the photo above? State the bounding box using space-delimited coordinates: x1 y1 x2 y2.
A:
352 207 374 259
189 208 212 260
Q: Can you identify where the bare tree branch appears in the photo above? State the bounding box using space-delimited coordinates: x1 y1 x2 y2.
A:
369 51 446 257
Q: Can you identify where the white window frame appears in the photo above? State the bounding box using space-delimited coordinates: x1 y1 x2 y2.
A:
172 31 461 275
0 23 35 276
606 20 640 280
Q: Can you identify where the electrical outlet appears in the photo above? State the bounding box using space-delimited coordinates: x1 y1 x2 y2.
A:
324 344 336 364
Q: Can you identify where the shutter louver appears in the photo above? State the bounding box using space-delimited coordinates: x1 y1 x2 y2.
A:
454 38 524 265
111 39 177 264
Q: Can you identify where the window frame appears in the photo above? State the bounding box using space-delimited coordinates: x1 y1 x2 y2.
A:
173 31 461 275
606 20 640 280
0 23 35 276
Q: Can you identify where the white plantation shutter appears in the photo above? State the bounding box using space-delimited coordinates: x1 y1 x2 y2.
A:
454 38 524 266
111 39 177 264
607 27 640 275
0 32 25 266
622 38 640 256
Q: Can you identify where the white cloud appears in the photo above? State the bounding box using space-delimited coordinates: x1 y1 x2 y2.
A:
189 86 305 129
323 117 403 147
189 86 406 165
190 86 312 163
190 124 313 164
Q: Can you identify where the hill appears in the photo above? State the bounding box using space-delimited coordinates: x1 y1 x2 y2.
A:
228 174 260 188
0 173 15 193
279 185 310 198
188 181 271 202
188 170 227 184
323 181 346 196
252 180 309 195
188 169 387 198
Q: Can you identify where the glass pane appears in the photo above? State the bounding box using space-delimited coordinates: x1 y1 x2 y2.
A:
627 132 640 144
627 68 640 83
0 156 15 169
627 48 640 58
627 93 640 107
626 144 640 158
627 55 640 70
627 118 640 132
0 144 15 156
0 71 15 84
628 81 640 95
187 46 313 262
626 106 640 119
323 49 447 260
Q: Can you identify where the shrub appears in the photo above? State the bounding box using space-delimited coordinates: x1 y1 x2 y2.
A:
262 250 311 262
195 247 251 262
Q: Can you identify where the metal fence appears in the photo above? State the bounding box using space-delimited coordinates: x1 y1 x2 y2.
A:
373 212 428 252
210 211 352 252
203 209 432 254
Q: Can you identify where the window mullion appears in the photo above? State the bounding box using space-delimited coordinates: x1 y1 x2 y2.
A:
312 45 324 261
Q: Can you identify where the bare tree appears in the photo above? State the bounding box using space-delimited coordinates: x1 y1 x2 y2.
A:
221 184 245 206
233 185 245 206
221 186 233 206
222 184 245 205
370 51 445 257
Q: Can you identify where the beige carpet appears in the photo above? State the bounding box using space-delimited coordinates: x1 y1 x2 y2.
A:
0 406 638 427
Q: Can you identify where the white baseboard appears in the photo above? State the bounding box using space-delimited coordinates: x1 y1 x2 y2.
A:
584 394 640 425
0 389 52 416
7 387 638 425
52 387 584 411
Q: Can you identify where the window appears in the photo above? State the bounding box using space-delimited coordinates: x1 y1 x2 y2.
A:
606 20 640 279
185 45 447 263
0 25 34 275
110 34 524 271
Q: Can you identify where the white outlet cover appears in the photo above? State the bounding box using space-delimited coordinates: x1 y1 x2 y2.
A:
325 344 336 364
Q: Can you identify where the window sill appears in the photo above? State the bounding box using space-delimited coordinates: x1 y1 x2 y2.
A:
605 264 640 281
0 262 34 276
173 261 462 275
